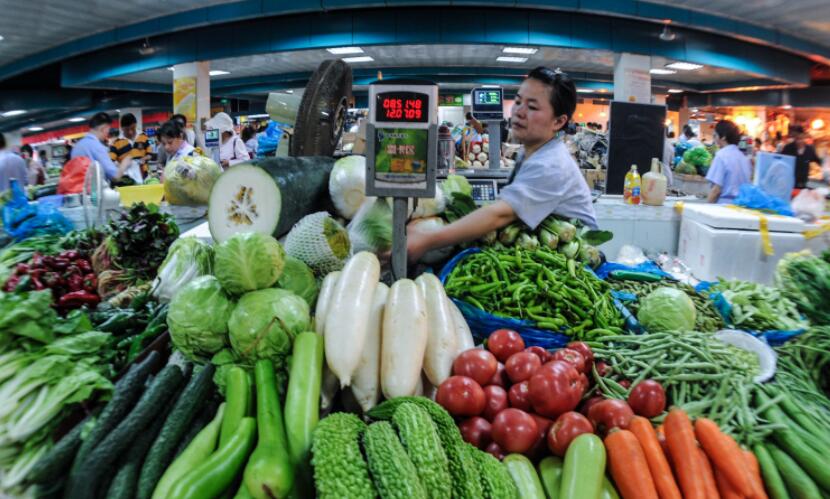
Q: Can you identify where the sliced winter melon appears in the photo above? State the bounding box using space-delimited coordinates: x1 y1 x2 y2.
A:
208 157 335 243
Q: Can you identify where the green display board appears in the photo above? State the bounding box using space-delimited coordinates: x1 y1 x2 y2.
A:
374 128 429 183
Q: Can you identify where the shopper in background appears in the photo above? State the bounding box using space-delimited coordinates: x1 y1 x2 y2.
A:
158 120 195 166
20 144 46 185
0 132 29 192
109 113 150 183
407 66 597 263
241 126 258 158
680 124 702 148
706 120 752 204
662 130 675 186
38 150 48 166
171 113 196 146
205 112 249 168
70 112 132 182
781 125 821 189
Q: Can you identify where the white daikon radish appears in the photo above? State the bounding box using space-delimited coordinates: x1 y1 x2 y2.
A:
416 273 458 386
324 252 380 387
314 271 341 335
351 283 388 413
448 297 475 353
382 279 428 399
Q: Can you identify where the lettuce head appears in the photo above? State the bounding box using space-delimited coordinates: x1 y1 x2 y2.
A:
214 232 285 295
637 287 696 332
276 256 319 307
168 275 234 359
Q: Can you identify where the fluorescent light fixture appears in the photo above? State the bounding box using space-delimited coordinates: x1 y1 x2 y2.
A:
667 88 684 93
342 56 374 63
0 35 4 42
481 84 501 88
28 127 43 131
209 70 230 76
1 110 26 117
649 68 676 75
503 47 538 55
497 56 527 63
327 46 363 55
167 67 175 71
68 117 86 122
666 62 703 71
577 88 594 93
285 89 294 93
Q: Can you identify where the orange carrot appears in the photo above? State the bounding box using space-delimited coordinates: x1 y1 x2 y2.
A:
742 449 769 499
697 447 721 499
695 418 754 497
714 467 744 499
664 409 707 499
605 429 660 499
629 416 682 499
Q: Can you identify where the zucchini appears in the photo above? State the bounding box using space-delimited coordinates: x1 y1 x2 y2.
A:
136 364 214 499
559 433 606 499
173 398 218 459
754 444 790 499
220 366 251 447
766 443 821 499
66 364 186 499
538 456 563 499
601 477 620 499
503 454 546 499
27 415 91 484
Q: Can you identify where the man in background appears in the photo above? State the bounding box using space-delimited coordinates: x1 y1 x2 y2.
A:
0 132 29 191
110 113 150 182
71 112 131 182
781 125 821 189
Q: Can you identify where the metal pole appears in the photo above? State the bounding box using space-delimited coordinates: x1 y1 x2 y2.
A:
488 120 501 169
391 197 408 280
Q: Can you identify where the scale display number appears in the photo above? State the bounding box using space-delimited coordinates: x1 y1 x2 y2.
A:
375 91 429 123
475 90 501 106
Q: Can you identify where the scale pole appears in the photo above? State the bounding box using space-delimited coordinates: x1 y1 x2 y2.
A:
487 120 501 170
391 197 409 280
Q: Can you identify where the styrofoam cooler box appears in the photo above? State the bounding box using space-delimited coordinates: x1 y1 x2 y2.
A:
678 204 805 284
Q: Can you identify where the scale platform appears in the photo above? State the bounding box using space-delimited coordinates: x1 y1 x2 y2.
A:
437 168 512 205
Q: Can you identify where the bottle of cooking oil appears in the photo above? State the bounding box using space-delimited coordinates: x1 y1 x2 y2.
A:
624 164 641 205
642 157 668 206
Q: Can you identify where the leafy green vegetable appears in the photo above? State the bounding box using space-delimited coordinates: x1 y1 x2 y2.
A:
168 276 235 359
276 256 319 307
0 290 57 344
348 198 393 254
45 331 111 356
228 288 309 368
775 251 830 325
441 174 472 199
163 155 223 206
637 287 696 332
712 279 806 332
152 237 214 303
443 193 477 223
214 232 285 295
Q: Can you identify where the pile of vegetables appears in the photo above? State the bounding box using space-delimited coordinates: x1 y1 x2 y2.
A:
675 146 713 176
775 251 830 325
3 250 99 311
711 278 807 332
444 246 623 338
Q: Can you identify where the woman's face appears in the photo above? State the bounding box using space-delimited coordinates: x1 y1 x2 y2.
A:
161 136 183 155
510 78 567 147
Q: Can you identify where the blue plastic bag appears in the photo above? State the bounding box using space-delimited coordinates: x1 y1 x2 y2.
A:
1 180 73 241
733 184 794 216
594 261 674 280
256 121 284 158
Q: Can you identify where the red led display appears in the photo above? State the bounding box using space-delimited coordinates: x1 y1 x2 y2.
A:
375 91 429 123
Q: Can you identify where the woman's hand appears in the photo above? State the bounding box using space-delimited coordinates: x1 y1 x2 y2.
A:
406 222 432 263
221 159 230 168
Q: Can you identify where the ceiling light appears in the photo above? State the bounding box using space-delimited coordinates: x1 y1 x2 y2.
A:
68 117 86 122
138 38 156 56
666 62 703 71
659 25 676 42
342 56 374 63
167 67 175 71
285 89 294 93
327 46 363 55
28 127 43 132
577 88 594 93
1 110 26 117
497 56 527 63
503 47 538 55
650 68 676 75
481 84 500 88
0 35 4 42
209 70 230 76
667 88 684 93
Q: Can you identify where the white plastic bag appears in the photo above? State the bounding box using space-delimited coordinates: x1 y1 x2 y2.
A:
791 188 828 221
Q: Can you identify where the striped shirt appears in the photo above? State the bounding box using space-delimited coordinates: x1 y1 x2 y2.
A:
110 132 150 176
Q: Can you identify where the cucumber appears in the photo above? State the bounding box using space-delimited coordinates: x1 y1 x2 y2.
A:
173 399 218 459
766 443 821 499
220 366 251 447
67 351 159 488
559 433 606 499
538 456 563 499
754 444 790 499
66 363 186 499
503 454 546 499
136 364 215 499
601 477 620 499
27 415 92 484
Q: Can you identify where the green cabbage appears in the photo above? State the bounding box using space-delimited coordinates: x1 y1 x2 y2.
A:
227 288 310 367
682 146 713 168
163 155 223 205
168 275 235 359
152 237 214 303
348 197 393 254
637 287 697 332
276 256 319 307
442 174 472 198
214 232 285 295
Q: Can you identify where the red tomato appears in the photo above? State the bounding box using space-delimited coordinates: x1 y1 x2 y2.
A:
566 341 594 373
524 346 550 363
491 408 539 454
487 329 525 362
528 361 584 419
579 396 605 417
551 348 586 374
527 414 554 460
578 373 589 392
595 361 611 377
587 399 634 435
436 376 486 417
505 352 542 384
627 380 667 418
547 411 594 456
487 362 509 388
458 417 492 449
485 441 505 460
453 349 499 386
482 385 509 421
508 381 533 411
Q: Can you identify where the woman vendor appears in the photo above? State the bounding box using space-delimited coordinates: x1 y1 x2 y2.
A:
157 120 195 166
407 67 597 262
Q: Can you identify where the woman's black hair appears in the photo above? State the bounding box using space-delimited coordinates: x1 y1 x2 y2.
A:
20 144 33 155
241 126 256 142
525 67 578 122
714 120 741 145
683 124 696 138
171 113 188 126
158 120 185 139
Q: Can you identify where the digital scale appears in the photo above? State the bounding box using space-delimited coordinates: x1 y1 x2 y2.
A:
366 80 439 278
204 129 221 165
437 168 511 205
470 86 504 170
